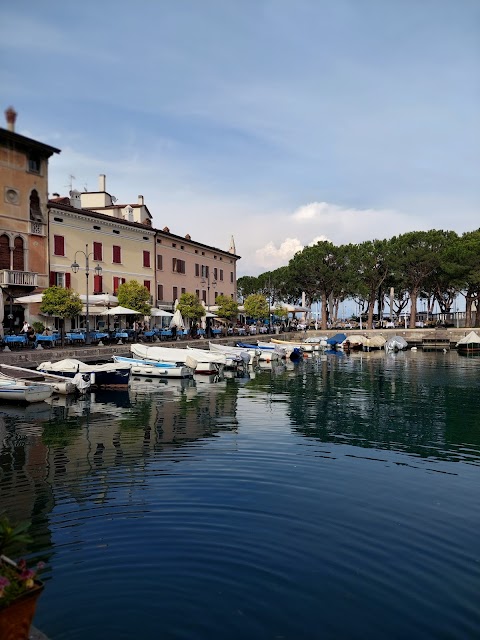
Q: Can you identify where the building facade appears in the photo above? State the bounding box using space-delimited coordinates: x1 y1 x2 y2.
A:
0 107 60 332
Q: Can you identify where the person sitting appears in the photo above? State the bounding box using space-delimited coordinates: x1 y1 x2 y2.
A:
43 326 52 336
26 325 36 348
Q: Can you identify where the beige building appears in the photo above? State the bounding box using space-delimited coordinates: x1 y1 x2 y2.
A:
0 107 60 331
46 174 240 326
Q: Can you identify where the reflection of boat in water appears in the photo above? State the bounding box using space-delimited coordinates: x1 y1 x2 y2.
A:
456 331 480 355
0 401 53 420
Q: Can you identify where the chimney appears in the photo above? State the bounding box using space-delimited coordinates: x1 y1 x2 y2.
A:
99 174 106 192
5 106 17 132
138 195 144 205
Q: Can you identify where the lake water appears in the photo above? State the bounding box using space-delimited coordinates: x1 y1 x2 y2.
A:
1 350 479 639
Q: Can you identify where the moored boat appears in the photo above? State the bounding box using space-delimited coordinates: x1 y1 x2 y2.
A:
456 331 480 355
37 358 131 386
385 336 408 352
270 338 313 352
0 373 53 403
131 344 223 374
113 355 193 378
236 342 286 362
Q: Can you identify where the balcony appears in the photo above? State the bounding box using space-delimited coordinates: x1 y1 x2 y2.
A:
0 270 38 288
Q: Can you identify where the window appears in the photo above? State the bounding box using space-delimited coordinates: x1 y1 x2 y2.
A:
0 235 10 269
172 258 185 274
113 276 126 294
143 251 151 268
214 255 217 260
172 243 176 248
195 263 199 277
195 249 198 254
195 289 200 298
214 291 218 300
65 273 71 288
54 217 63 223
54 235 65 256
93 242 103 261
201 265 208 278
28 154 40 173
113 245 121 263
213 268 218 280
181 245 184 250
202 290 206 303
93 226 101 230
173 286 178 300
157 254 163 270
13 237 24 270
49 271 65 287
181 287 186 294
93 274 103 294
230 272 234 283
144 280 151 292
157 284 164 300
220 269 223 281
113 229 120 235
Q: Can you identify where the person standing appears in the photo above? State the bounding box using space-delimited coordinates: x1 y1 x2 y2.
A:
21 320 29 333
26 325 36 349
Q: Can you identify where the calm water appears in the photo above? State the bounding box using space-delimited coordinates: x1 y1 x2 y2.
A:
1 351 479 639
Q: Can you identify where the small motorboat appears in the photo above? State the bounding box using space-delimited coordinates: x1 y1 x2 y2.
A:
131 344 222 374
0 373 53 403
236 342 286 362
38 358 131 386
113 355 193 378
385 336 408 352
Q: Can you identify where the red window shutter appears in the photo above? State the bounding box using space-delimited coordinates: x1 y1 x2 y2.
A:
65 273 71 288
144 280 151 292
113 245 121 263
113 276 119 293
93 274 103 293
93 242 102 261
143 251 150 268
49 271 56 286
54 235 64 256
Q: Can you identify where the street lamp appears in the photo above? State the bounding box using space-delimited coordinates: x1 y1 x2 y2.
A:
201 270 217 312
71 244 102 344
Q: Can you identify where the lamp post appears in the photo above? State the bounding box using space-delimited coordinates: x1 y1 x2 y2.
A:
201 270 217 312
71 244 102 345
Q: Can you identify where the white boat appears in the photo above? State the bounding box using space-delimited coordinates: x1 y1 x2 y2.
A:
385 336 408 352
208 341 254 365
113 355 193 379
0 373 53 403
236 341 284 362
270 338 313 352
0 363 81 395
38 358 131 386
258 340 303 360
456 331 480 355
303 336 329 348
187 345 243 370
131 344 223 374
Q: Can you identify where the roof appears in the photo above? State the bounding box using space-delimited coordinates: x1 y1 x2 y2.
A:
0 127 61 157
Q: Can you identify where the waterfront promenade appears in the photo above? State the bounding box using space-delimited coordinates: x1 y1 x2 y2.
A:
0 327 474 369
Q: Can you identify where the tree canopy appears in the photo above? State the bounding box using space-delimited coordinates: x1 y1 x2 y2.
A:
117 280 151 315
243 294 269 321
215 294 239 323
40 286 82 319
176 293 205 323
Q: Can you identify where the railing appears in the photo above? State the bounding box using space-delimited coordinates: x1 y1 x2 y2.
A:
0 270 38 287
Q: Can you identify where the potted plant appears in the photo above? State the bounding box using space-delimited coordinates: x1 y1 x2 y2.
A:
0 516 45 640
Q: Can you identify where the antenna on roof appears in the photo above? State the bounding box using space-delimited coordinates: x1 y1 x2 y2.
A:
83 183 88 192
111 195 117 203
65 175 76 191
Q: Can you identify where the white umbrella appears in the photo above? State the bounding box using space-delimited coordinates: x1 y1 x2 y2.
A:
80 294 118 305
104 305 141 315
14 293 44 303
170 309 184 329
149 308 174 317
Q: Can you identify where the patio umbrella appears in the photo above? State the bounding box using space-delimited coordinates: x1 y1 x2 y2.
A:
80 294 118 305
170 309 184 329
104 306 140 315
14 293 44 304
149 308 174 317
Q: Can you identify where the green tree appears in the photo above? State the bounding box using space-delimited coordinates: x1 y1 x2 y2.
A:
237 276 260 301
244 293 269 321
117 280 151 315
176 293 205 330
215 294 239 325
40 286 82 345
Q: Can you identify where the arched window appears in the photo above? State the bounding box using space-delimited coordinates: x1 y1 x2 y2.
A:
29 189 42 220
13 237 24 271
0 235 10 270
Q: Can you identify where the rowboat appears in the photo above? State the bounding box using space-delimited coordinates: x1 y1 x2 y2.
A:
0 374 53 403
113 355 193 378
208 341 255 365
258 340 303 360
236 342 286 362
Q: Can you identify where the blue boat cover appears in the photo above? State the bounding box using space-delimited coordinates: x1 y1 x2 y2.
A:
326 333 347 345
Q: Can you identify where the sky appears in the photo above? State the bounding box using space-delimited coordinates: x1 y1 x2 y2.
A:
1 0 479 277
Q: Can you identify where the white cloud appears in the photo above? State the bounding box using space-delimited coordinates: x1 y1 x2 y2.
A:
292 201 395 222
255 238 304 269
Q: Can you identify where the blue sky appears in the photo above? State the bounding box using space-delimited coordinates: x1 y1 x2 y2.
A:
1 0 479 276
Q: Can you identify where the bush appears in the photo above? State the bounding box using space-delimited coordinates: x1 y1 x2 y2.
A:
32 322 44 334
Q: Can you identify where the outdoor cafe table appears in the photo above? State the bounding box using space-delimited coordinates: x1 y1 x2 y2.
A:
159 329 173 340
211 329 222 337
66 332 86 344
36 334 59 347
4 335 27 348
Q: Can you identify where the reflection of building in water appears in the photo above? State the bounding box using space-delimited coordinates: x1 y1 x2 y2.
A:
0 380 239 523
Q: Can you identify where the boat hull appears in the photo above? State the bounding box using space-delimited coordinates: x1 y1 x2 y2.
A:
0 384 52 403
